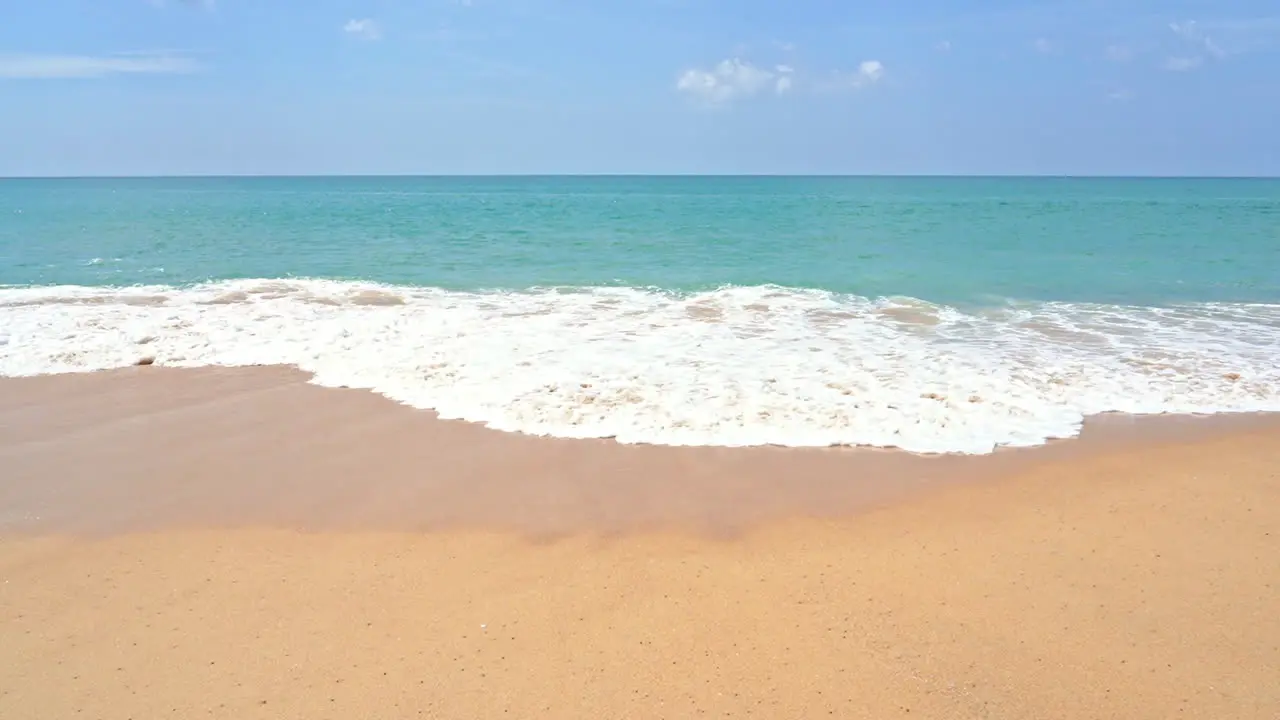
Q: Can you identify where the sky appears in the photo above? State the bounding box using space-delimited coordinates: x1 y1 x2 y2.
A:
1 0 1278 176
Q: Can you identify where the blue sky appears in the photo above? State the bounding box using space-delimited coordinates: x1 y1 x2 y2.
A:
2 0 1278 176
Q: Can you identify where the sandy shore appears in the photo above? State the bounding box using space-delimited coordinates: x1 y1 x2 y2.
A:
2 367 1279 718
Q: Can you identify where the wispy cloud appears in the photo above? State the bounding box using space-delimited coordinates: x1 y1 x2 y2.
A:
935 40 952 53
677 56 885 106
675 58 776 105
1162 20 1227 71
1098 16 1278 73
1170 21 1226 58
1033 37 1056 54
343 18 382 41
0 52 200 79
853 60 884 85
774 64 794 94
1206 16 1280 53
813 60 886 93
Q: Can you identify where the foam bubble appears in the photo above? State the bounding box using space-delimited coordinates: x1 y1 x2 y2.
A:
2 279 1278 454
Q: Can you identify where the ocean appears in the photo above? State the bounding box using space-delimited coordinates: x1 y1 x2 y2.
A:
2 176 1278 454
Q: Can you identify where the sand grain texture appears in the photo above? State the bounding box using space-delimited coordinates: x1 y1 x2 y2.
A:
2 367 1278 719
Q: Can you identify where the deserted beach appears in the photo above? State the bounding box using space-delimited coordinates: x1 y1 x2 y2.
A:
3 367 1280 718
4 3 1280 715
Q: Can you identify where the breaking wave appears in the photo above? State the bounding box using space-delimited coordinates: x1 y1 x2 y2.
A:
2 278 1278 454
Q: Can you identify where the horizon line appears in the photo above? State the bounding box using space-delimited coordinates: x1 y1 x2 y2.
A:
3 172 1279 180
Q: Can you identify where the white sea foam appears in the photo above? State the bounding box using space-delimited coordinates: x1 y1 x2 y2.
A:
2 279 1279 454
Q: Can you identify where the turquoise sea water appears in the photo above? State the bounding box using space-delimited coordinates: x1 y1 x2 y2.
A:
4 176 1279 304
2 176 1279 454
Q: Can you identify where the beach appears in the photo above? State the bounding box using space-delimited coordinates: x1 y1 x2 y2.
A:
3 367 1279 719
5 2 1280 715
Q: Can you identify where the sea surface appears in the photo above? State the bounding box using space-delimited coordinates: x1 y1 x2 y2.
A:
2 176 1278 454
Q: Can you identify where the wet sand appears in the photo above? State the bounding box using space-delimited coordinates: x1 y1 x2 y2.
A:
2 367 1278 718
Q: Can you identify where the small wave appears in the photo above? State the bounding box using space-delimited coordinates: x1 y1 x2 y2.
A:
1 279 1278 454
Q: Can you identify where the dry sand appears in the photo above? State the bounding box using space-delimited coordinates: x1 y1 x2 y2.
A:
1 367 1278 719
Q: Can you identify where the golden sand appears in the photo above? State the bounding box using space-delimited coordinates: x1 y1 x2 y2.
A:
2 367 1278 719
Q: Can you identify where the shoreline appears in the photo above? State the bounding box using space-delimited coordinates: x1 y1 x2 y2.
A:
3 365 1280 537
6 277 1277 455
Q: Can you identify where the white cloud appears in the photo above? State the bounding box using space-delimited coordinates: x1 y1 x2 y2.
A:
343 18 382 41
0 53 199 79
1097 16 1275 75
1204 16 1280 53
774 64 793 94
676 57 883 105
856 60 884 85
936 40 952 52
1163 56 1203 71
1169 21 1200 41
675 58 775 105
811 60 886 93
1033 37 1054 54
1169 20 1227 64
1108 88 1133 101
1177 22 1225 57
